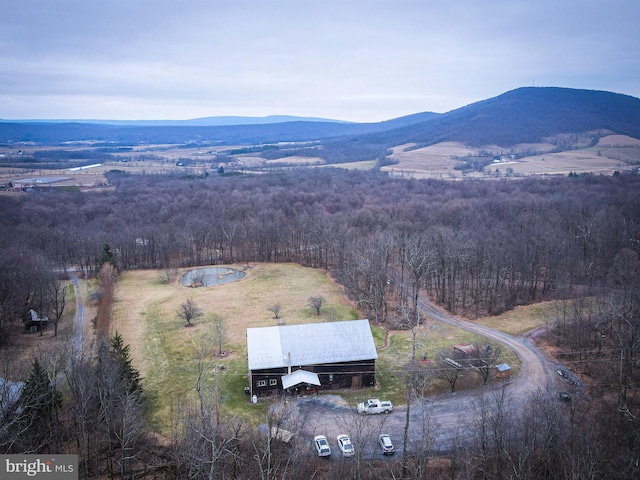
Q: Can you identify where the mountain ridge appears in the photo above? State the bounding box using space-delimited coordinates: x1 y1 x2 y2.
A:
0 114 353 127
344 87 640 147
1 87 638 163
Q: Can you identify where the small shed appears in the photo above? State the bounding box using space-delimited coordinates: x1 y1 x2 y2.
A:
25 309 48 333
496 363 512 379
453 342 479 364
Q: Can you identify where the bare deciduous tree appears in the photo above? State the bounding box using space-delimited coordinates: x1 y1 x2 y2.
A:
472 343 502 385
211 314 226 356
251 402 309 480
47 275 67 337
96 336 146 479
267 302 282 320
170 334 244 479
336 234 393 324
177 298 203 327
399 304 434 477
160 267 180 284
437 350 463 393
307 296 325 315
64 348 99 478
404 233 435 323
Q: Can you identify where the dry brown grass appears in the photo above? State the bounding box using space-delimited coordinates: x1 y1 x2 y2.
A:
111 263 359 380
381 135 640 179
381 142 479 179
0 168 109 188
474 301 558 335
596 134 640 147
107 263 361 430
505 150 624 176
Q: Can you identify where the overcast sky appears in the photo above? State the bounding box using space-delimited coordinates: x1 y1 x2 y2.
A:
1 1 638 122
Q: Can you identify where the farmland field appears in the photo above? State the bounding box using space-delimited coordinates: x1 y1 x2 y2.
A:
381 136 640 179
3 134 639 192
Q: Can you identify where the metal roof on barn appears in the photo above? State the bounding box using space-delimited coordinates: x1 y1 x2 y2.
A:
247 319 377 370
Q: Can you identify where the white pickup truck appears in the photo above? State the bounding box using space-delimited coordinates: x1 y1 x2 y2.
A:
357 398 393 414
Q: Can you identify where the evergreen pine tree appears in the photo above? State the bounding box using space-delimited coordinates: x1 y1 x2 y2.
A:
98 243 117 271
14 358 62 452
109 331 143 395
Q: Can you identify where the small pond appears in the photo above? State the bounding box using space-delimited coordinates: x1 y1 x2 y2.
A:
181 267 246 287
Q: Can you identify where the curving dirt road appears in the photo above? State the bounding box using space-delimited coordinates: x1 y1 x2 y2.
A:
291 297 577 458
69 272 86 354
418 298 558 402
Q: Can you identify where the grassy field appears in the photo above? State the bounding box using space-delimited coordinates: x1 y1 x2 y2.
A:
104 263 556 433
381 142 482 179
111 263 361 431
505 149 625 176
474 301 557 335
381 135 640 179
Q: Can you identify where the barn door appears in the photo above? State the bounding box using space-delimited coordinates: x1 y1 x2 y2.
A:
351 375 362 388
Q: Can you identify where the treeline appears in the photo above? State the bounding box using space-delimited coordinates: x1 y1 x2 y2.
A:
1 170 639 334
0 120 384 147
0 149 118 171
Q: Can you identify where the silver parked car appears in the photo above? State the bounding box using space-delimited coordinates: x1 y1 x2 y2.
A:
314 435 331 457
379 434 395 455
337 434 355 457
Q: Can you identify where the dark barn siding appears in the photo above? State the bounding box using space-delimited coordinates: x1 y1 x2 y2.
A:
250 359 376 396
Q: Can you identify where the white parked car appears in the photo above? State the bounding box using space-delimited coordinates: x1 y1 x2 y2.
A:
336 434 355 457
357 398 393 414
378 433 395 455
314 435 331 457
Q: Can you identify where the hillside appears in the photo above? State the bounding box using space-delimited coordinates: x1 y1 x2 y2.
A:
1 114 352 127
310 87 640 164
1 87 638 171
0 120 372 146
0 113 440 146
389 87 640 147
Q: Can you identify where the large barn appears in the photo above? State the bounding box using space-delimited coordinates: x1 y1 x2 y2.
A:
246 319 378 397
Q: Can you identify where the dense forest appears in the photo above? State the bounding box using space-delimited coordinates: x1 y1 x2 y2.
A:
2 169 638 320
0 169 639 479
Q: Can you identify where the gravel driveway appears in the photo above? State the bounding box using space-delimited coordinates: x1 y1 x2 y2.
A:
271 297 581 459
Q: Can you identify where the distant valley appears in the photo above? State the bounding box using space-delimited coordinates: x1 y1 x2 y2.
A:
1 86 639 186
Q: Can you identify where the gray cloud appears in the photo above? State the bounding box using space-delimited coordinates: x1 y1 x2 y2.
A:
1 1 638 121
